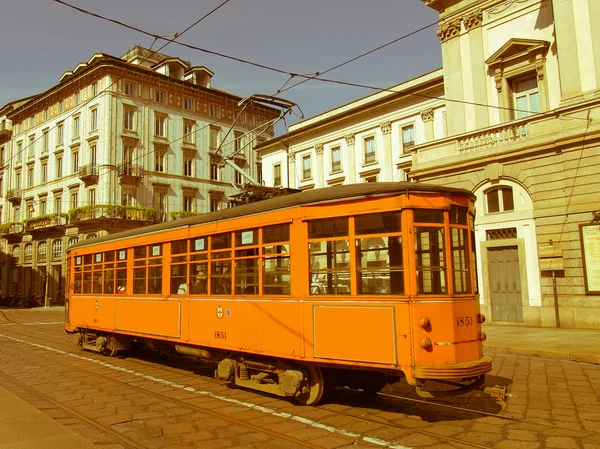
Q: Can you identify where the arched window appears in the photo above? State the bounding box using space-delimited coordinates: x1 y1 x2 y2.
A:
86 233 97 240
485 186 514 214
68 237 79 247
38 242 47 263
12 245 20 265
24 243 33 263
52 239 63 260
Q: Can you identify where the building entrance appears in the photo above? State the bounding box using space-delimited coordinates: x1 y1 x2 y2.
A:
488 246 522 322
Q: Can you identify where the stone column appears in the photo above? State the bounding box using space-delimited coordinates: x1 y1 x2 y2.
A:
315 144 324 188
380 122 392 181
437 18 466 135
420 109 434 142
464 10 489 129
345 134 356 184
551 0 583 101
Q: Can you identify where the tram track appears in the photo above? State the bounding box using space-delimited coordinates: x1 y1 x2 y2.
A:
0 321 598 449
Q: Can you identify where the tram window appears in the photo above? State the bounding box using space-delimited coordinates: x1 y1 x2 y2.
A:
172 239 188 255
93 270 102 294
235 258 259 295
134 268 145 294
263 223 290 243
83 254 93 265
413 209 444 224
83 268 92 294
355 212 401 235
450 205 468 225
212 233 231 250
356 236 404 295
192 237 206 252
263 256 290 295
171 264 188 294
309 240 351 295
190 262 208 294
134 246 147 259
118 250 127 260
104 251 115 262
452 228 471 294
211 260 231 295
235 228 258 247
308 217 348 239
104 269 115 294
148 265 162 294
74 266 82 294
415 227 447 294
116 267 127 293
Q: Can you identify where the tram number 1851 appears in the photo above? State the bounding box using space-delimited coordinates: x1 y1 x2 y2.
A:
214 331 227 339
456 316 473 327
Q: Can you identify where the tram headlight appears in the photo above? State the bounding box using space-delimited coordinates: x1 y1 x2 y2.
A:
419 316 432 331
420 337 433 351
477 313 486 324
479 331 487 342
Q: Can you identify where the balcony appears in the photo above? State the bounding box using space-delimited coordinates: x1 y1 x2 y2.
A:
170 211 203 221
69 205 160 225
0 119 12 138
7 189 21 204
0 222 24 243
24 214 69 235
78 163 99 185
118 163 144 185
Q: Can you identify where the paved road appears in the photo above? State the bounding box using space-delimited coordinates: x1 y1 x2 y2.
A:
1 307 600 449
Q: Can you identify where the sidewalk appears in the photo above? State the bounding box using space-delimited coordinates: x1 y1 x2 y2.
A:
0 387 99 449
483 324 600 365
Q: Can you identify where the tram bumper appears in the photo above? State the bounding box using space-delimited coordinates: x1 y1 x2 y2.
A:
412 355 492 380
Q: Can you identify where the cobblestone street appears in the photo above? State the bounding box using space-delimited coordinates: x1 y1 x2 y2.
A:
1 307 600 449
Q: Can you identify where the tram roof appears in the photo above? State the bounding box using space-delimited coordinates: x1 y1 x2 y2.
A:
68 182 474 251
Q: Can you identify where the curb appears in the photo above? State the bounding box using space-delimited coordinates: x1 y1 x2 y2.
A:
484 345 600 365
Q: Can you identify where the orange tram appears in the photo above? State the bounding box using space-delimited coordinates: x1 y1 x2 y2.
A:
65 182 491 405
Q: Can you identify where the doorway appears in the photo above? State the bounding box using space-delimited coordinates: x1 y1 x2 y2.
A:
488 246 523 322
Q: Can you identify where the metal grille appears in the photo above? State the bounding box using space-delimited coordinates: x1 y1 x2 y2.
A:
486 228 517 241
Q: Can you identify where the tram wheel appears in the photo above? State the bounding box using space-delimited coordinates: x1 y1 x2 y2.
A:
294 365 324 406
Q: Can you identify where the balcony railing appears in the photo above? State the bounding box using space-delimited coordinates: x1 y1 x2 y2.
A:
7 189 21 203
118 163 144 185
69 205 160 223
364 152 376 164
24 214 69 233
458 123 529 153
79 163 99 185
0 222 24 238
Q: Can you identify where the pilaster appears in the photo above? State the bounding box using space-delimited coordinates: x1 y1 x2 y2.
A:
464 9 489 129
380 122 392 180
345 134 356 184
551 0 583 102
438 17 466 135
420 109 435 142
315 144 324 188
287 152 296 189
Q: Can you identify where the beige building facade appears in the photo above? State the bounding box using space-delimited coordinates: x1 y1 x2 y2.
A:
0 46 277 305
257 0 600 329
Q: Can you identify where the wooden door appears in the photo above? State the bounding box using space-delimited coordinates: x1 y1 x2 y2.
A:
488 246 522 322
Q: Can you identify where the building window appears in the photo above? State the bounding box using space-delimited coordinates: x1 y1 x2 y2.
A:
71 191 78 209
124 81 136 96
72 116 80 139
28 136 35 158
52 239 63 260
154 149 165 172
123 107 136 131
90 108 98 131
512 75 541 119
486 187 514 214
0 146 4 165
38 242 47 263
210 157 220 181
234 161 243 185
42 131 49 153
56 123 64 146
56 155 63 179
256 162 263 185
210 104 220 118
88 188 96 206
26 202 34 219
58 100 64 113
183 120 195 144
91 82 98 97
302 155 312 180
331 146 341 172
273 163 282 187
74 91 80 105
364 136 376 164
183 194 195 212
402 125 415 152
68 237 79 247
234 131 244 155
184 153 194 177
155 114 166 137
210 198 221 212
54 196 62 214
209 126 220 151
364 175 378 183
24 244 33 264
183 97 193 111
41 162 47 183
39 198 47 215
89 144 97 166
27 166 34 188
155 89 166 104
12 246 20 265
121 189 136 206
72 150 79 174
16 141 23 164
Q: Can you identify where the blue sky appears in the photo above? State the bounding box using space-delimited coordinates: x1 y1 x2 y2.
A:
0 0 441 129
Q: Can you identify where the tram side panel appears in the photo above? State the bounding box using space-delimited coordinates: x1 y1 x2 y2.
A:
68 296 116 333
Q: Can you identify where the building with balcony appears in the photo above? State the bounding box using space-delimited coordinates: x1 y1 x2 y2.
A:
0 46 278 304
256 0 600 329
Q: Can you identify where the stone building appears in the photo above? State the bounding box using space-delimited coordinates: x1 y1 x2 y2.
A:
256 0 600 329
0 46 278 305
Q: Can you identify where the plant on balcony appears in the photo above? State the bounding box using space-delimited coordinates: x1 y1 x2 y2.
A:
23 213 69 227
68 205 160 222
0 222 15 234
170 211 203 220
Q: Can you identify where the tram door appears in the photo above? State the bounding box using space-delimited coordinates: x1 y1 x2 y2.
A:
488 246 522 322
